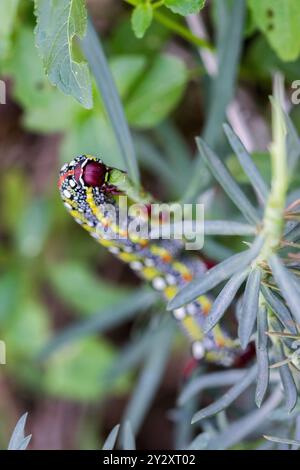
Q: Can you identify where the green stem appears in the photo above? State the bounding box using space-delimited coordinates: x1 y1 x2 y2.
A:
257 75 288 263
123 0 213 51
153 11 213 50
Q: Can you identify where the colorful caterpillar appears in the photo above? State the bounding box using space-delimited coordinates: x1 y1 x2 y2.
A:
58 155 239 366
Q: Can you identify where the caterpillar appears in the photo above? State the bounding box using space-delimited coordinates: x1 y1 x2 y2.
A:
58 155 239 366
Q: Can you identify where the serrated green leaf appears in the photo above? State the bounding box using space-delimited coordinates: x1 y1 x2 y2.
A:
164 0 205 16
131 4 153 39
248 0 300 61
34 0 92 108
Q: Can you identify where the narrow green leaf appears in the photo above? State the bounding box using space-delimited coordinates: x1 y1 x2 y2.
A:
178 369 245 406
38 289 157 360
34 0 92 108
196 138 260 224
263 435 300 447
164 0 205 15
122 320 174 434
106 323 162 380
191 365 257 424
269 254 300 325
261 285 298 334
255 304 270 407
223 123 269 203
238 268 262 349
274 343 298 413
102 424 120 450
284 222 300 243
203 0 245 147
121 421 136 450
8 413 31 450
168 235 264 310
188 432 210 451
203 269 249 334
203 221 256 236
207 387 282 449
131 4 153 39
285 111 300 175
80 18 139 183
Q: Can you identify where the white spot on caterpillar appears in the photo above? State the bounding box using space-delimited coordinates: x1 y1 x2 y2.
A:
124 246 133 253
64 202 72 210
166 274 176 285
91 232 99 239
130 261 143 271
60 163 68 172
192 341 205 360
63 189 71 199
187 303 198 316
144 258 155 267
152 277 166 291
109 246 120 255
75 218 83 225
173 307 186 320
69 179 76 188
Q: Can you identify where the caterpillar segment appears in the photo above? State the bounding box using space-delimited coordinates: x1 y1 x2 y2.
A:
58 155 238 366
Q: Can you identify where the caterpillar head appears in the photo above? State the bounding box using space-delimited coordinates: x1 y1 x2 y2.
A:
58 155 109 193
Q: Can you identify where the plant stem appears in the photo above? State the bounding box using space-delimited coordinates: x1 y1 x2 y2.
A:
153 11 213 50
257 75 288 263
123 0 213 50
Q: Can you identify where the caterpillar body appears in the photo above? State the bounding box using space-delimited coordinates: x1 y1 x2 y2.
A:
58 155 239 366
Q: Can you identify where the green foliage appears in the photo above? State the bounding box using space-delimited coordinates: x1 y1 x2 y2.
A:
3 26 80 132
46 261 130 316
125 54 188 127
164 0 205 16
131 3 153 38
34 0 93 108
0 0 19 60
248 0 300 61
43 338 128 400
